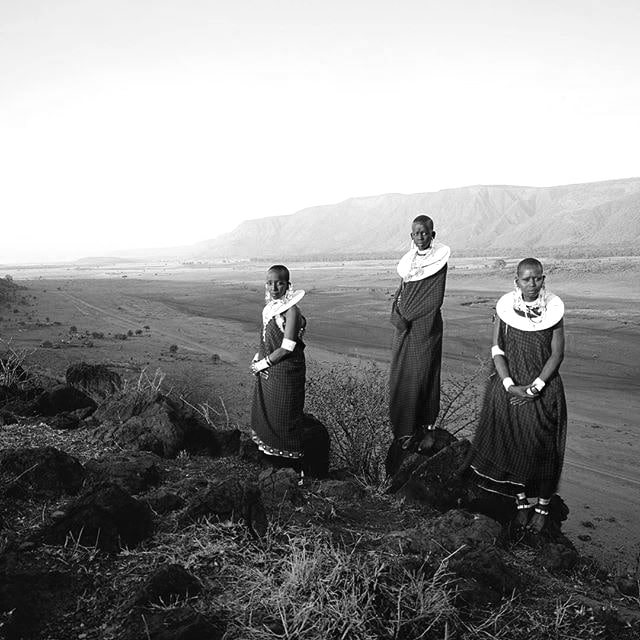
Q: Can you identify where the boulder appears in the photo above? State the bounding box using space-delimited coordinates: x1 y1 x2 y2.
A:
128 564 203 609
145 488 185 515
539 542 579 572
385 428 457 477
47 411 82 430
448 543 520 605
84 451 163 494
34 384 96 416
383 510 503 558
65 362 122 400
38 482 154 552
0 446 85 498
181 477 267 538
258 467 305 510
0 550 89 640
122 606 226 640
90 391 238 458
390 439 473 511
313 478 367 502
302 412 330 478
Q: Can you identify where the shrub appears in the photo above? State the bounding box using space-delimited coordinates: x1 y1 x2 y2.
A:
135 329 143 335
127 329 133 337
91 332 104 339
168 344 178 354
69 325 78 333
306 360 391 485
305 359 486 485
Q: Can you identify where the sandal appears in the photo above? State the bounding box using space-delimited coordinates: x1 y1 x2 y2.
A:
514 496 533 528
397 435 414 451
526 504 549 534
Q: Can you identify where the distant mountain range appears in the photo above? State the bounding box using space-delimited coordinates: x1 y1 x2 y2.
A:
106 178 640 262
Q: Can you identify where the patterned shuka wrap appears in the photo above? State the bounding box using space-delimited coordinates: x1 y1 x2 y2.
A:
471 318 567 497
389 263 448 438
251 314 306 459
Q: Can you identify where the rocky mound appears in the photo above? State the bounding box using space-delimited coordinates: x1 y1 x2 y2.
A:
0 364 638 639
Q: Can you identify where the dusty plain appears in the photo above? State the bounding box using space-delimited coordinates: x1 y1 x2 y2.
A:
2 255 639 569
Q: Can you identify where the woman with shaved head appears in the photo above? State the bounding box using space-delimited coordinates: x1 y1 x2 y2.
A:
387 215 450 473
469 258 567 534
250 264 307 475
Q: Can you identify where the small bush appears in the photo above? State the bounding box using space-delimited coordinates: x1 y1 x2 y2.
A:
91 331 104 339
306 360 391 485
69 325 78 333
127 329 133 337
306 359 486 485
114 333 127 340
135 329 143 335
169 344 178 354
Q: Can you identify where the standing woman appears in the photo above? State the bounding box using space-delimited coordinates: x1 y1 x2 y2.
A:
388 215 451 459
470 258 567 534
250 265 307 470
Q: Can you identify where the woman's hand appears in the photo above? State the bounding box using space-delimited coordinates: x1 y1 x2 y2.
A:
508 385 536 405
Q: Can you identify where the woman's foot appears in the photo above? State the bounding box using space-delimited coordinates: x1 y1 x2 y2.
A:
514 496 533 528
526 503 549 534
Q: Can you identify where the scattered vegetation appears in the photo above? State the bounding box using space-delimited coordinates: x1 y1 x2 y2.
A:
305 359 486 485
306 360 391 485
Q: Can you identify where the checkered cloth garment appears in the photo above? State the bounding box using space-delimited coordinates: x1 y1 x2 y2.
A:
251 315 306 458
389 264 447 439
470 319 567 497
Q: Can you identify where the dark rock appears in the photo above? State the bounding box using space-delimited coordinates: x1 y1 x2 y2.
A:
313 478 366 502
129 564 202 608
258 468 305 509
239 434 263 464
616 577 640 597
416 427 457 456
126 606 226 640
455 577 503 607
391 439 473 511
66 362 122 400
0 551 88 640
383 510 503 557
429 510 504 551
182 477 267 538
84 451 163 494
48 411 81 430
90 392 237 458
302 412 330 478
209 428 241 457
448 543 520 603
34 384 96 416
145 489 185 514
0 446 85 498
385 428 457 477
38 482 154 552
539 542 579 572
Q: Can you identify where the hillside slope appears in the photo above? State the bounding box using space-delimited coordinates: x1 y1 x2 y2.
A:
191 178 640 258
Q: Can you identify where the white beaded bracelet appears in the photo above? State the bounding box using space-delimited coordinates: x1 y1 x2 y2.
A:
281 338 296 352
532 377 545 391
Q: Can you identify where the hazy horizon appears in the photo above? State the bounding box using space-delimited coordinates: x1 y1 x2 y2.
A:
2 0 639 263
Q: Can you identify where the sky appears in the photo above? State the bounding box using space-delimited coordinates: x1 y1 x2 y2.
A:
1 0 639 263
